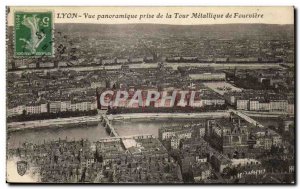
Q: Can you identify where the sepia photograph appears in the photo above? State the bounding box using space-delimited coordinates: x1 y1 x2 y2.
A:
5 6 295 184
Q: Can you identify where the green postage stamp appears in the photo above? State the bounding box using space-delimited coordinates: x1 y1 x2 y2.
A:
14 11 53 57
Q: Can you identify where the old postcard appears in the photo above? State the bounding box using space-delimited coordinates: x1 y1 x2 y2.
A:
6 6 295 184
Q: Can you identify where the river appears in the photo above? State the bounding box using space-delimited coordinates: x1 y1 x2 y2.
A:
7 118 205 149
8 116 282 149
7 123 108 149
112 118 202 137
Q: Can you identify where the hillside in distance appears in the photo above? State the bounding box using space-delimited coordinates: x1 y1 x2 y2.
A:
55 23 294 39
